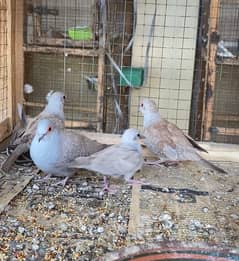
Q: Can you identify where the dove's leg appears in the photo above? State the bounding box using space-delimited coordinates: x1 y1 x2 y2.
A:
144 159 178 167
36 173 56 182
52 176 69 187
102 176 109 191
102 176 118 194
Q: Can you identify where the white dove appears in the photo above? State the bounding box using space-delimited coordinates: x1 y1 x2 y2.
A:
30 118 107 186
65 128 144 190
2 91 66 172
139 98 226 173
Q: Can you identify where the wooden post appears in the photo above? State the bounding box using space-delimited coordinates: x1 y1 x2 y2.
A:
202 0 219 140
7 0 12 129
96 0 106 132
12 0 24 125
0 0 12 142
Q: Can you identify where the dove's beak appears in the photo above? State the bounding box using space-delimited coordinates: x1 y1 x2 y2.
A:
38 133 47 142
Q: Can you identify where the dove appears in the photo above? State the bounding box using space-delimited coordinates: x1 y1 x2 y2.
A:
64 128 144 190
139 98 227 173
30 118 107 186
1 91 65 172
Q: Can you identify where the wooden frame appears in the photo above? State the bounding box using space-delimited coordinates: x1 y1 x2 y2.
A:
202 0 220 140
0 0 13 142
12 0 24 124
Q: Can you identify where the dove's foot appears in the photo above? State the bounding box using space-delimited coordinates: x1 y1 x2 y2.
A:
102 176 118 194
144 159 179 168
144 159 164 167
36 173 55 182
52 176 69 187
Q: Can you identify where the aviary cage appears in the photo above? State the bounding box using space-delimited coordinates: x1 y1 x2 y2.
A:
190 0 239 144
0 0 239 144
23 0 134 133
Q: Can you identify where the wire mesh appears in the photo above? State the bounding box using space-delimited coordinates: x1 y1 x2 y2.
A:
0 0 8 123
22 0 239 143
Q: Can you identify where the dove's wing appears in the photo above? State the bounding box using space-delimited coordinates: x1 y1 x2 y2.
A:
70 144 143 180
61 130 107 163
144 119 200 161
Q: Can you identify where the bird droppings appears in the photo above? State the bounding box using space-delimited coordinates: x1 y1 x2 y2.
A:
0 152 239 260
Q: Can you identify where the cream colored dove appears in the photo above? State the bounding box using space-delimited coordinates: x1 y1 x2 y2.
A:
1 91 65 172
139 98 226 173
64 128 144 190
30 118 107 186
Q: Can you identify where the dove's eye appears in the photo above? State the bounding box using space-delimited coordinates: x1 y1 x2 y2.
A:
63 95 66 99
140 103 143 107
48 127 52 132
137 133 140 137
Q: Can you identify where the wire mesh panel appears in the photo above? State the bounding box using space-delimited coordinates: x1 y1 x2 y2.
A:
212 0 239 143
190 0 239 144
0 0 11 141
22 0 239 142
23 0 134 132
0 0 8 122
128 0 199 133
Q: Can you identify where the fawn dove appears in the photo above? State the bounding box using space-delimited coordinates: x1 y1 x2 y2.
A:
64 128 144 190
30 118 107 185
139 98 226 173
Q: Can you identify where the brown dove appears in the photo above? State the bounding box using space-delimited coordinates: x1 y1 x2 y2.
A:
30 118 107 186
139 98 226 173
1 91 65 172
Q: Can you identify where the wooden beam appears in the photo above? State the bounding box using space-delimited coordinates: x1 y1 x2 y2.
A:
23 101 97 114
7 0 13 131
35 37 98 49
96 51 105 132
202 0 219 141
12 0 24 125
214 114 239 122
23 46 100 57
0 118 11 142
96 1 106 132
65 120 96 129
216 127 239 136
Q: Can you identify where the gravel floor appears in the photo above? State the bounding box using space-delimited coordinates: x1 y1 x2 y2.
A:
0 152 238 260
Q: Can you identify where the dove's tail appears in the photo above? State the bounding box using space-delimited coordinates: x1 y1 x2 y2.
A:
200 158 227 174
69 157 91 169
184 134 208 153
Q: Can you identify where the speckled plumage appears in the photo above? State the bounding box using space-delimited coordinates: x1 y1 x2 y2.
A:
140 99 226 173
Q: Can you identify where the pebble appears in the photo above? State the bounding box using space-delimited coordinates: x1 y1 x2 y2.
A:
202 207 209 213
118 225 127 235
97 226 104 233
32 244 39 251
109 213 115 218
32 184 39 190
45 202 55 210
59 223 68 231
18 226 25 234
81 225 87 232
16 243 24 250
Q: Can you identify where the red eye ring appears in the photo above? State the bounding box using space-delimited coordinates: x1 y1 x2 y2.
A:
48 127 52 132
